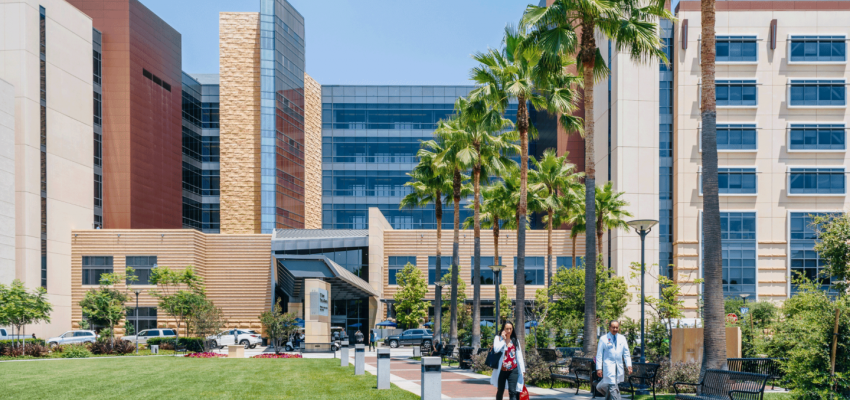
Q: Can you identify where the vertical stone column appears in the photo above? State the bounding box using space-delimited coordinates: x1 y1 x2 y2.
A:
303 74 322 229
0 79 14 285
340 340 349 367
377 348 390 389
354 344 365 375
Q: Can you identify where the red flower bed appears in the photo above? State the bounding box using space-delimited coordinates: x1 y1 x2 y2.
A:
252 353 302 359
184 352 227 358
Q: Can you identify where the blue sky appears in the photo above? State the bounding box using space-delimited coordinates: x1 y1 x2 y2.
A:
139 0 535 85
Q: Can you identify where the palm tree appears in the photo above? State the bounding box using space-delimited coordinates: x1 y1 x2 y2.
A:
439 97 517 350
530 148 583 347
594 181 633 262
470 26 583 346
699 0 726 375
568 201 587 270
400 141 454 345
522 0 672 354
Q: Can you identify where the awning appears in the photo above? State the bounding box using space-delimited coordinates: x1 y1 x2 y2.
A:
273 254 379 301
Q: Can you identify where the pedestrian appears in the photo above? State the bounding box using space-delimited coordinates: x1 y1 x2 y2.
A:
490 321 525 400
355 329 364 344
369 329 376 351
595 320 632 400
431 339 443 357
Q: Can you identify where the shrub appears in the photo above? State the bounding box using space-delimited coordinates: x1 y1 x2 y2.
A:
655 361 701 393
24 343 49 357
90 340 136 355
471 350 492 374
89 341 114 355
184 352 227 358
113 340 135 354
62 345 92 358
0 339 46 353
146 337 204 352
521 348 554 385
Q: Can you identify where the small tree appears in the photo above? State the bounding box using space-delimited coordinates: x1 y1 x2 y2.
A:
549 260 630 331
0 280 52 351
79 273 129 346
259 299 298 354
499 284 514 324
393 263 429 330
149 265 205 344
190 299 228 351
441 268 469 344
813 213 850 295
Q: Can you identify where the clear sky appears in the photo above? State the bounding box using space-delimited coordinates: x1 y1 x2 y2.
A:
138 0 536 85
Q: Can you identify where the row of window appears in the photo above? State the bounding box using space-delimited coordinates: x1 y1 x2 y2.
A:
387 255 586 286
702 167 846 195
714 79 846 107
709 124 847 151
715 35 846 63
82 256 157 285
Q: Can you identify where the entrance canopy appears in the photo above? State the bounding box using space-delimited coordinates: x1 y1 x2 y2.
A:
273 254 378 301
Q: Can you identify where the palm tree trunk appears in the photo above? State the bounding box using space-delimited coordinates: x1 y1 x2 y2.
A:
472 163 482 350
450 168 461 346
494 218 500 324
597 230 603 264
580 23 599 355
435 191 443 343
516 95 529 349
700 0 727 375
547 208 555 349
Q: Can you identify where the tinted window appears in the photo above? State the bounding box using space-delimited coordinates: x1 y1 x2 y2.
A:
789 80 846 106
716 124 757 150
716 80 757 106
716 36 758 62
790 36 846 62
163 330 175 336
789 124 846 150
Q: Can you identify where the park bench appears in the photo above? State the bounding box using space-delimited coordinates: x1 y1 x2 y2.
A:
618 362 661 400
549 356 598 395
174 343 188 355
451 346 474 369
727 358 786 390
435 344 455 365
536 348 566 366
674 369 769 400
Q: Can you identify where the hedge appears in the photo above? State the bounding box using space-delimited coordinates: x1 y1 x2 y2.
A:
0 339 46 352
146 337 204 352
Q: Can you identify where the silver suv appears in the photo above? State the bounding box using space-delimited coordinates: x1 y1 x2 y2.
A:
46 330 98 348
121 329 176 346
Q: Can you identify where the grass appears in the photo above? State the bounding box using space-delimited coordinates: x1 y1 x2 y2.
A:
0 349 176 361
0 357 419 400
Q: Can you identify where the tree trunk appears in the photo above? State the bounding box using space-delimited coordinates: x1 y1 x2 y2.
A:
581 22 599 355
435 191 443 343
472 162 482 350
597 230 604 266
700 0 727 376
572 235 577 268
516 96 529 349
450 168 461 346
494 218 500 325
547 208 556 349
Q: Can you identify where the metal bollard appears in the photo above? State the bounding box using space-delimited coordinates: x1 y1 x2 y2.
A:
413 346 421 357
354 344 365 375
340 341 349 367
377 348 391 389
420 357 441 400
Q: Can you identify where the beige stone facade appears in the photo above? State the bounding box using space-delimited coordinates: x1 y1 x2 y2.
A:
0 0 94 337
0 78 13 285
219 12 262 234
674 4 850 313
304 73 322 229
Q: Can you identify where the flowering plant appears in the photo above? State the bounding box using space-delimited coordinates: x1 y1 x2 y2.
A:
184 352 227 358
252 353 302 359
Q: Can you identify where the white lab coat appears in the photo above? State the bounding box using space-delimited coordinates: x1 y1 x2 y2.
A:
489 336 526 392
595 332 632 385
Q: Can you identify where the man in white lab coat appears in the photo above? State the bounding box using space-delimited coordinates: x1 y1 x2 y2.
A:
595 320 632 400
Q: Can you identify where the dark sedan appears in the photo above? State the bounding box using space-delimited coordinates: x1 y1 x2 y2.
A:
383 329 433 348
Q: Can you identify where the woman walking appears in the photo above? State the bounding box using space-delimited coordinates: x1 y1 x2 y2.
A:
369 329 376 351
490 321 525 400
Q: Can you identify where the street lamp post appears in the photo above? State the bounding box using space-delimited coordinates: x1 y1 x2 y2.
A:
133 289 141 354
627 219 658 365
434 280 447 343
488 265 506 326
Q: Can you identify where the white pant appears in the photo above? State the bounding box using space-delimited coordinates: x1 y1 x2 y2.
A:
596 382 620 400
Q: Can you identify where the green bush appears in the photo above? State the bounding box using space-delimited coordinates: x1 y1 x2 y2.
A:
0 339 46 354
61 344 92 358
146 337 204 352
655 361 701 393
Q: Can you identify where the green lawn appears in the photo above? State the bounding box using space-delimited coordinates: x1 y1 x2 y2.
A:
0 357 419 400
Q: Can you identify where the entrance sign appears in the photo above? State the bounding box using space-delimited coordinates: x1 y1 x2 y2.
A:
310 288 329 317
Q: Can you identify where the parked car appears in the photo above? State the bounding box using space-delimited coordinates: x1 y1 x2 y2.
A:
46 331 98 348
207 329 262 349
120 329 176 346
0 328 30 341
383 329 433 349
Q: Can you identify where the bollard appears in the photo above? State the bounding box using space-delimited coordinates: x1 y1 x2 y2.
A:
421 357 441 400
413 346 421 358
354 344 365 375
377 348 391 389
340 341 349 367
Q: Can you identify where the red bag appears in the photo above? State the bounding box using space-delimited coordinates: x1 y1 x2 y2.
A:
519 385 530 400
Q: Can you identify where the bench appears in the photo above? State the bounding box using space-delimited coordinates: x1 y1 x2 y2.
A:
550 356 598 395
536 348 565 365
436 344 455 365
618 362 661 400
727 358 786 390
674 369 769 400
452 346 474 369
175 344 188 355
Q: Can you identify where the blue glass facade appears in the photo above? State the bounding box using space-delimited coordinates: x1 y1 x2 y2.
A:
182 73 220 233
260 0 306 232
659 19 674 278
790 212 842 294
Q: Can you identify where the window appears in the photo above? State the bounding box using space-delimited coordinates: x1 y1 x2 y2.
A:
126 256 157 285
789 168 846 194
718 168 758 194
716 36 758 62
716 80 757 106
789 124 846 151
720 212 757 298
789 80 846 106
659 81 673 115
126 307 157 332
514 257 545 285
471 257 502 284
717 124 757 150
428 256 452 284
790 36 846 62
163 329 175 336
82 256 113 285
556 256 585 269
93 92 102 126
388 256 416 285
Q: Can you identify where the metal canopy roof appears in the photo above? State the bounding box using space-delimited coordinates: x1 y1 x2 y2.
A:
274 254 378 301
271 229 368 252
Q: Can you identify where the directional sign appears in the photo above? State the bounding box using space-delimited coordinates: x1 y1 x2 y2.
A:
740 307 750 315
726 313 739 324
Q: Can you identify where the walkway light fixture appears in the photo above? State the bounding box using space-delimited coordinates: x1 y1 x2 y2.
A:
627 219 658 365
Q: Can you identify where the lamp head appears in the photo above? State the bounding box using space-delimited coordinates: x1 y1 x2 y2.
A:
133 289 141 295
488 265 506 272
739 293 750 299
627 219 659 232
